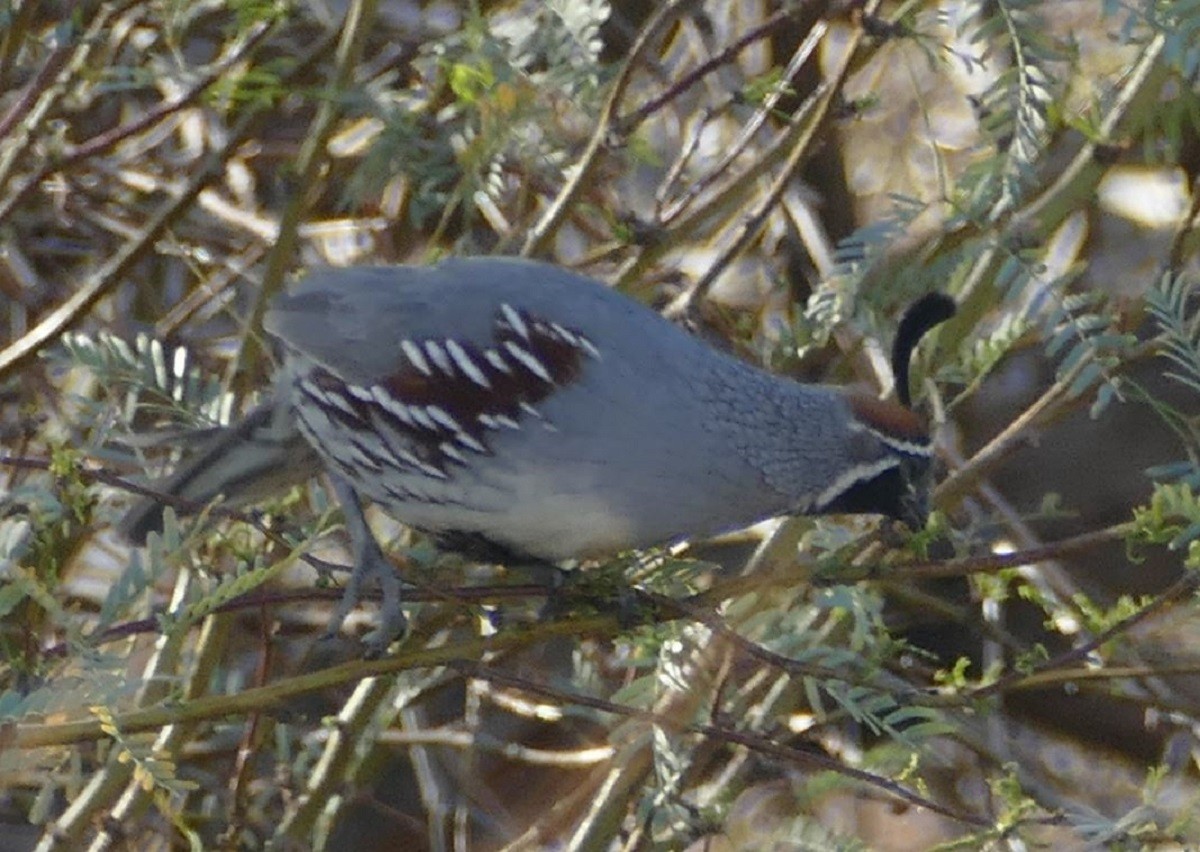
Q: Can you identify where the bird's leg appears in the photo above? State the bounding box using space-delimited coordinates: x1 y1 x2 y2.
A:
516 559 567 592
528 561 569 619
326 476 407 656
531 560 642 626
432 530 566 617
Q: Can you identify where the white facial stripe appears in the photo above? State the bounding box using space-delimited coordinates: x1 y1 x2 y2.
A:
504 341 552 382
815 459 902 509
863 428 933 457
424 339 454 375
400 339 431 375
500 303 530 339
445 339 490 388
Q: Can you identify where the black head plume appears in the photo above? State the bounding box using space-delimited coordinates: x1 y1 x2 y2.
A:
891 293 955 408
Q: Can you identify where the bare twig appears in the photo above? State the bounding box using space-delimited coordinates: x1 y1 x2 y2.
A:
520 0 694 258
0 108 270 381
244 0 380 374
455 661 991 828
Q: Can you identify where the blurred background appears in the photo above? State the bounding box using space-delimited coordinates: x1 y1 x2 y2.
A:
3 0 1200 849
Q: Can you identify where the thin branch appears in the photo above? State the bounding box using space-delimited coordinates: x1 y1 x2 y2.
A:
662 0 883 317
969 569 1200 702
616 7 800 133
0 20 276 230
520 0 694 258
5 615 619 749
657 12 824 224
933 354 1092 506
0 104 273 380
455 661 992 828
243 0 379 375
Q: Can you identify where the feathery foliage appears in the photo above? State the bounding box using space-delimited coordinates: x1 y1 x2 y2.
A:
5 0 1200 848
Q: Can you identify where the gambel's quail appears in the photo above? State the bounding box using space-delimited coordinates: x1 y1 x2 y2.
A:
122 257 954 651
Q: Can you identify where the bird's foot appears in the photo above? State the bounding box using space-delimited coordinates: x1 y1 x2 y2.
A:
324 478 408 657
322 539 407 658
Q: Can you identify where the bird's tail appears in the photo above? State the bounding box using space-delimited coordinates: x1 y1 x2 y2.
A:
120 401 321 543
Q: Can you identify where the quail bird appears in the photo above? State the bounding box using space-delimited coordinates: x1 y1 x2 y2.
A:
122 257 954 652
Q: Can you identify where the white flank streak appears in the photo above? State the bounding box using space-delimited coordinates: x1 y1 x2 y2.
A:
401 339 431 375
424 339 455 375
439 441 467 464
395 446 446 478
349 444 382 470
302 380 356 416
346 383 373 402
455 431 487 453
299 378 323 399
500 303 529 339
578 336 602 359
419 460 448 479
504 341 552 382
477 413 497 428
395 447 427 470
816 459 900 509
372 387 416 426
484 348 512 373
408 406 437 431
549 322 578 345
446 339 490 388
426 405 463 433
520 401 542 419
326 393 358 418
494 414 520 429
325 446 360 476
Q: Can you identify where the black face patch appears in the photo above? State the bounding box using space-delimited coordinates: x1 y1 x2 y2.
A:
819 454 932 529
